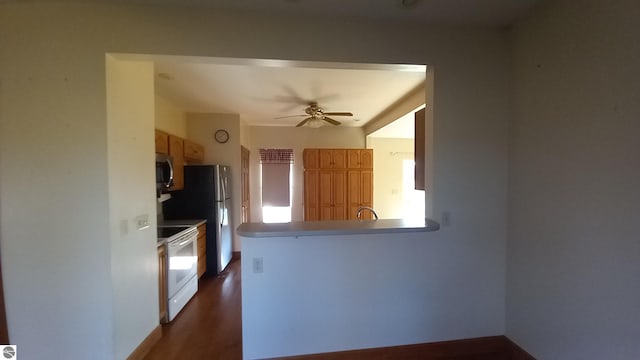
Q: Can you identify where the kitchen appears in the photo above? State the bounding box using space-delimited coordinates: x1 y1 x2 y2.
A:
7 1 631 359
150 57 429 329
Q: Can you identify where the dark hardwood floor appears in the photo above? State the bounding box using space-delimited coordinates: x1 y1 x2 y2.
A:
144 259 243 360
143 258 531 360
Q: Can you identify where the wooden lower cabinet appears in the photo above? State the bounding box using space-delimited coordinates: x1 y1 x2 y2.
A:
157 244 168 323
197 224 206 278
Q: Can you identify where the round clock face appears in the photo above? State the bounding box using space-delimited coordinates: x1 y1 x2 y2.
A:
214 129 229 143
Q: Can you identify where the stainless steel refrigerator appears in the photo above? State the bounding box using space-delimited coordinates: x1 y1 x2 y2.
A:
163 165 233 275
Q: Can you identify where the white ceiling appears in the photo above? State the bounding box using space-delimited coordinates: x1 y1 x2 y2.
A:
145 0 540 133
121 0 539 27
154 58 426 129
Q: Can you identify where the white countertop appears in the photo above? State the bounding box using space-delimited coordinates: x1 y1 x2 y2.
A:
159 219 207 227
236 218 440 238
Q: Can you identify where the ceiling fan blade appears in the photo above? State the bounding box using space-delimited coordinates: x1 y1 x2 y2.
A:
296 117 313 127
323 117 342 126
274 114 307 119
323 112 353 117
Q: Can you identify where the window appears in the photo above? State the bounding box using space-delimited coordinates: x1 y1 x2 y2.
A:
260 149 293 223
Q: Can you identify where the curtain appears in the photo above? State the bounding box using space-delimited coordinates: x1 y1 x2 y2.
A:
260 149 293 207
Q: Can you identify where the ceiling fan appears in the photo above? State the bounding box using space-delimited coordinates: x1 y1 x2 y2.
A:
275 102 353 127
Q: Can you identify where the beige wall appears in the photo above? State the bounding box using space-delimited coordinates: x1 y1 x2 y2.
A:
106 56 159 360
0 3 510 358
506 0 640 358
154 94 187 137
367 137 417 219
248 125 366 222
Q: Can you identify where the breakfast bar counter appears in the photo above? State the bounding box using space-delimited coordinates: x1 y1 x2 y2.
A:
236 218 440 238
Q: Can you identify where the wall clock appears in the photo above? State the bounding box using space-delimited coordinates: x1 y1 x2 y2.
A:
214 129 229 144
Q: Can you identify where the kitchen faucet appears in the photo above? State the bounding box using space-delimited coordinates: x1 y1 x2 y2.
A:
356 206 379 220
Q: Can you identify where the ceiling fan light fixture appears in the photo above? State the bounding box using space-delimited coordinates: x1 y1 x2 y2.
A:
307 117 324 128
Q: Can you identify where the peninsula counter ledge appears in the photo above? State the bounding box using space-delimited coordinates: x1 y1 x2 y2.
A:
240 218 442 359
236 218 440 238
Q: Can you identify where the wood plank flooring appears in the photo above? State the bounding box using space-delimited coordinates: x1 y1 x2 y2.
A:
143 259 530 360
144 259 242 360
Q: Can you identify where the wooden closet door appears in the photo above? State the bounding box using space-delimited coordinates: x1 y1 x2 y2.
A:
304 170 319 221
318 170 333 220
332 170 347 220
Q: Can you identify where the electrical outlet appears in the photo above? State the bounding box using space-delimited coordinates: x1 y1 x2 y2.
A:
135 214 150 230
252 257 264 274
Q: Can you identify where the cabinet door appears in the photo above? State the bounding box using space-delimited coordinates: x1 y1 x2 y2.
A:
303 149 319 169
319 149 333 169
347 170 361 219
347 149 361 169
332 170 347 220
157 245 167 323
360 149 373 169
318 170 333 220
183 140 204 163
347 170 374 220
197 224 207 278
360 170 373 206
347 149 373 169
168 135 184 190
155 130 169 154
304 170 319 221
332 150 347 169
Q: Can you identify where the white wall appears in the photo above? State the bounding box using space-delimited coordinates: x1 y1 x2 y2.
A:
106 56 159 360
506 0 640 358
0 5 115 359
154 94 187 137
186 113 243 250
367 137 417 219
242 230 493 359
0 3 509 358
247 126 365 222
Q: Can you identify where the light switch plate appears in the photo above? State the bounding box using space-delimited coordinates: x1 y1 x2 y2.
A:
135 214 150 230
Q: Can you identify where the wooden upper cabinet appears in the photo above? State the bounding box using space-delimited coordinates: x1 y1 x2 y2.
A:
303 149 319 169
168 135 184 191
184 139 204 163
155 130 169 154
319 149 346 169
347 149 373 169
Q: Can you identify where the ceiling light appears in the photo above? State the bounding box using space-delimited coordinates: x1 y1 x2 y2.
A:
307 118 324 128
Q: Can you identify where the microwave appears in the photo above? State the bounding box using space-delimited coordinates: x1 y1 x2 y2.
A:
156 153 174 190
